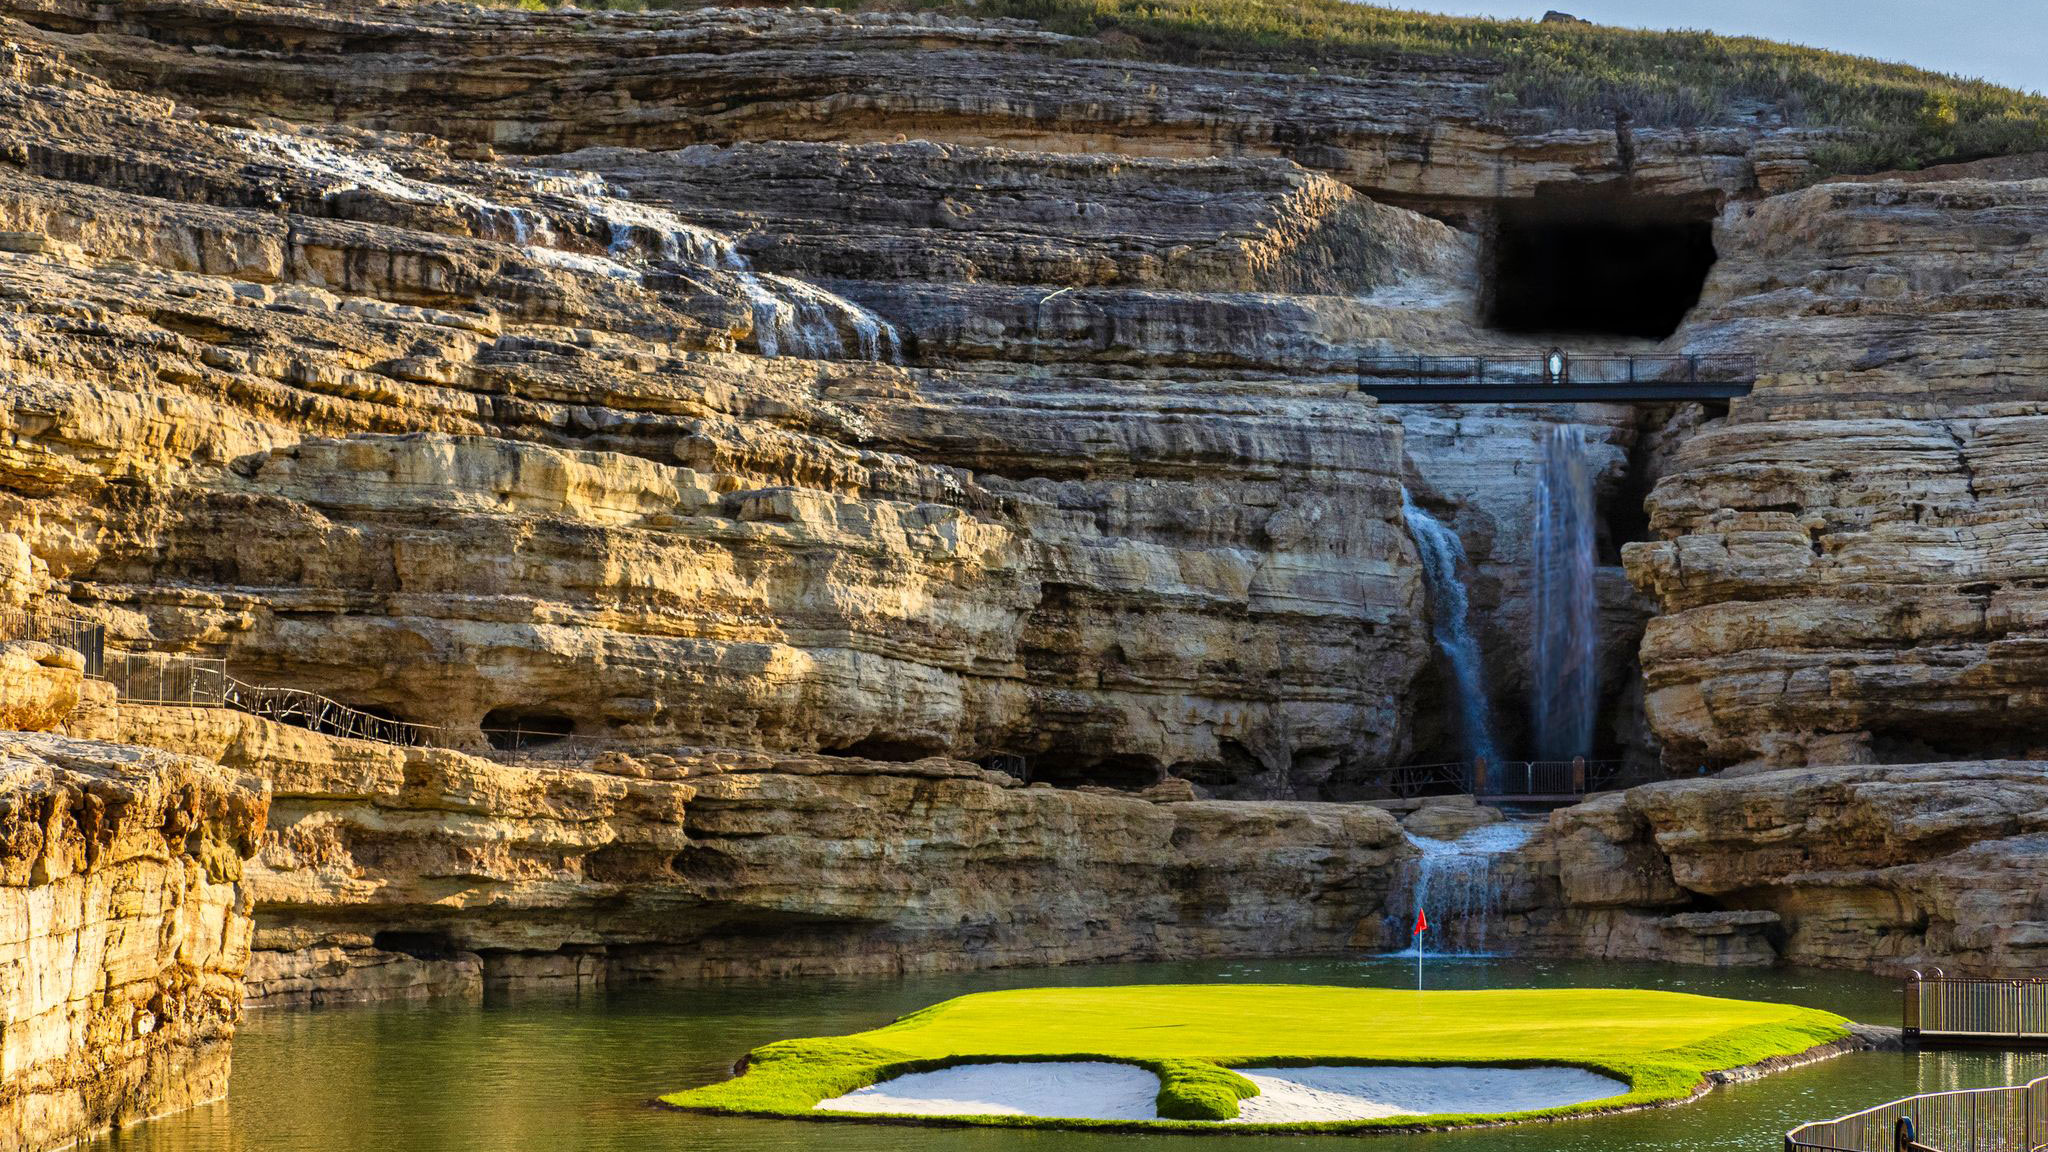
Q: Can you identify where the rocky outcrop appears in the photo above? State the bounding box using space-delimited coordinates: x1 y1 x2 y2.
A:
1629 178 2048 770
0 1 1482 797
1528 763 2048 976
0 733 267 1152
74 703 1407 1004
0 641 79 731
0 0 1823 213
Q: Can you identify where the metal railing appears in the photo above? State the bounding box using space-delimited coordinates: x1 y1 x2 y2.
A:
1362 757 1634 801
1787 1073 2048 1152
100 650 229 705
0 605 106 677
1 605 590 755
1906 973 2048 1045
1356 352 1756 403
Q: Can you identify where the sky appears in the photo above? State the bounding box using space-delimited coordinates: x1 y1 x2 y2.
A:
1397 1 2047 95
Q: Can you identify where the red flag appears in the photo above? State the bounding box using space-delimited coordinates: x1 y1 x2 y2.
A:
1413 909 1428 935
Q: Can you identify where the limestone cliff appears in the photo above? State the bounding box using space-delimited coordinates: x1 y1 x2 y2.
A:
1540 763 2048 977
1635 179 2048 770
0 733 267 1152
0 0 1495 798
72 703 1405 1003
2 0 2047 1028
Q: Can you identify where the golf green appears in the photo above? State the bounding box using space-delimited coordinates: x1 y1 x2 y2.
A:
662 984 1854 1132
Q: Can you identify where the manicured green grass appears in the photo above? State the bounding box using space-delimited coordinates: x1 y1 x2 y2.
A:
661 984 1852 1132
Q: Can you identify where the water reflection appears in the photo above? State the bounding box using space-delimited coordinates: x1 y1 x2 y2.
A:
87 956 2048 1152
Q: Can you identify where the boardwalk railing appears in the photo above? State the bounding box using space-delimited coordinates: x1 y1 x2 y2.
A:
1 607 586 755
0 606 105 677
1365 757 1632 802
1906 973 2048 1045
1357 352 1756 403
1786 1073 2048 1152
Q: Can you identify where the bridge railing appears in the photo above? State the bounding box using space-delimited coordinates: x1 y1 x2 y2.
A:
1786 1074 2048 1152
1362 758 1633 801
1356 353 1754 385
1905 973 2048 1044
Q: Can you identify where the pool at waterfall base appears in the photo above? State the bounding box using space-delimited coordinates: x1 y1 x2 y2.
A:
82 957 2048 1152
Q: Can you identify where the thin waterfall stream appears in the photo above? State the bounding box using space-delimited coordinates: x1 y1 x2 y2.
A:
1531 425 1599 761
1400 490 1501 769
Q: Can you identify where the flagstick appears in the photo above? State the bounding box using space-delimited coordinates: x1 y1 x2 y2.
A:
1416 928 1423 991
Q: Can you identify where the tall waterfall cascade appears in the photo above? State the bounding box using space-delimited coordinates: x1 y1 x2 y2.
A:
1400 821 1540 956
1531 426 1600 761
1400 490 1501 769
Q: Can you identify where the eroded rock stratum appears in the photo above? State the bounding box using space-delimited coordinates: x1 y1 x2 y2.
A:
5 0 2048 1146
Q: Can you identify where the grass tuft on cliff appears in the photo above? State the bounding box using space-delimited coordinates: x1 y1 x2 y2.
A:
660 984 1852 1133
474 0 2048 178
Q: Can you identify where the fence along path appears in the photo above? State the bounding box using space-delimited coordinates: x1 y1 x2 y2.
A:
1 606 582 752
1786 1073 2048 1152
1905 973 2048 1045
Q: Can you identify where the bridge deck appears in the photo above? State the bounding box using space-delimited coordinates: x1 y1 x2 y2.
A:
1358 353 1754 404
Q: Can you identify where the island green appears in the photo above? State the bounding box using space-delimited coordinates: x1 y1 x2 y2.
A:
663 984 1853 1132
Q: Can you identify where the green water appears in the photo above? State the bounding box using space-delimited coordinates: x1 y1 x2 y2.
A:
91 956 2048 1152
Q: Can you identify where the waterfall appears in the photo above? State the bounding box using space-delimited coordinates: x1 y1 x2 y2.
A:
227 127 900 363
1531 425 1599 761
1399 490 1500 768
1399 822 1539 956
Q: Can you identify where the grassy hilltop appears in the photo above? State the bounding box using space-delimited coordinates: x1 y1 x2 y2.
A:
478 0 2048 176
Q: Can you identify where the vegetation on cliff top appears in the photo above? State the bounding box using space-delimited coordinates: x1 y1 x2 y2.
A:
661 984 1852 1131
485 0 2048 177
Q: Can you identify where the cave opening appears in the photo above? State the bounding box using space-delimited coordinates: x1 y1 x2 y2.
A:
481 707 576 751
819 736 947 763
373 930 459 959
1485 190 1719 339
1029 751 1163 791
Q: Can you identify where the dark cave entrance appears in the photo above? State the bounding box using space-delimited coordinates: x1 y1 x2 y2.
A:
1028 751 1163 791
481 707 576 751
1485 190 1719 339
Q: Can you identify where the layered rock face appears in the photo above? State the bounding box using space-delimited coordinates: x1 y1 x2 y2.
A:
0 0 1820 213
0 733 267 1152
0 0 1525 798
1633 180 2048 769
1537 763 2048 977
72 703 1405 1005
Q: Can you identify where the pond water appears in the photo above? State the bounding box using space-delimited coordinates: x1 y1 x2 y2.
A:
89 956 2048 1152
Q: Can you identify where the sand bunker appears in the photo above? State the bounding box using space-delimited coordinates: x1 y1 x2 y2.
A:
816 1061 1161 1121
1230 1064 1626 1122
813 1060 1626 1123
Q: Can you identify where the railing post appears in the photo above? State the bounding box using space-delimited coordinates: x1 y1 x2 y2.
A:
1572 755 1587 794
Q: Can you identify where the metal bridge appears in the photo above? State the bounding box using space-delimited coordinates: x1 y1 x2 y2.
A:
1366 757 1632 805
1357 351 1755 404
1904 972 2048 1047
1783 974 2048 1152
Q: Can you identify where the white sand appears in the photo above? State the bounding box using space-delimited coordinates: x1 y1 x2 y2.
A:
813 1060 1627 1124
1229 1064 1627 1123
815 1061 1162 1120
